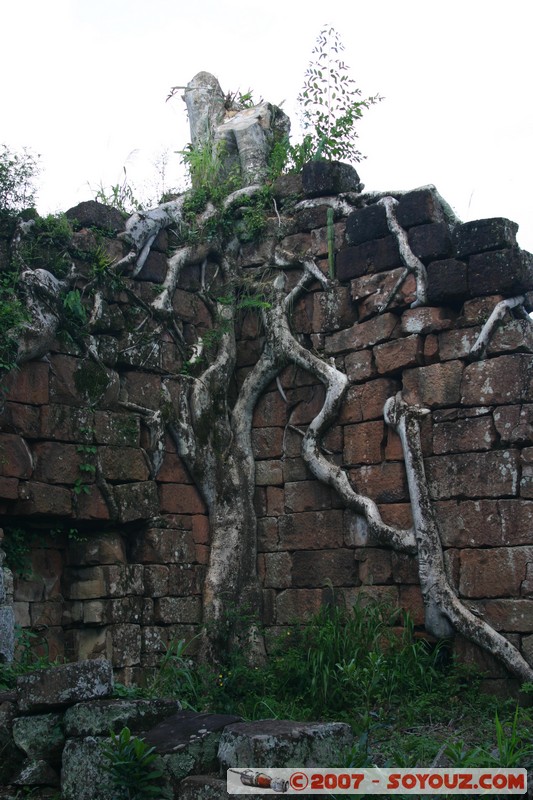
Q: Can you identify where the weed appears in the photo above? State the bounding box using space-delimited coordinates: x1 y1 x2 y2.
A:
0 144 40 213
101 726 171 800
0 627 61 690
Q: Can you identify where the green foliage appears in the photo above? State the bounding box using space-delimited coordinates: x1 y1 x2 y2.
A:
1 526 35 577
0 145 40 214
0 270 28 371
93 167 143 214
63 289 87 324
445 705 533 768
0 627 61 690
16 213 74 276
101 727 171 800
297 26 382 163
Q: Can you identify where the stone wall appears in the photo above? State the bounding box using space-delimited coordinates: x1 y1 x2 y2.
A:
1 180 532 686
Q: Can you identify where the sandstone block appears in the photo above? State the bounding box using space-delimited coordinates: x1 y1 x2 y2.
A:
278 510 343 550
426 450 519 499
468 247 533 296
302 160 361 197
284 480 333 512
338 235 402 281
106 624 142 667
219 719 353 769
68 533 126 566
17 659 113 712
396 188 445 228
408 222 452 263
0 475 19 499
255 460 283 486
459 546 533 598
12 712 64 760
262 552 292 589
253 391 288 427
374 334 422 375
458 295 504 326
14 481 72 516
344 421 384 465
461 354 533 405
251 427 284 459
432 415 497 453
98 447 150 482
40 404 94 442
63 698 181 737
401 306 455 334
0 433 33 479
312 285 357 332
345 204 389 245
292 548 357 587
344 350 375 383
339 378 400 423
154 596 202 624
3 361 49 404
351 269 416 320
468 599 533 632
61 736 112 800
454 217 519 258
403 361 464 408
325 312 398 355
438 327 480 360
426 258 469 305
349 462 409 503
114 481 159 522
355 547 393 585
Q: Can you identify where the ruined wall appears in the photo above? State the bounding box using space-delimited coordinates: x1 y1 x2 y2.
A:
1 182 532 687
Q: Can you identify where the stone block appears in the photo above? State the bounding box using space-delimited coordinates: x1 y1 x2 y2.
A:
391 551 419 584
12 712 64 760
461 354 533 405
64 628 107 662
426 450 519 500
68 533 126 567
401 306 455 334
14 481 72 516
312 286 357 332
120 371 162 410
154 596 202 624
408 222 452 263
459 546 533 598
426 258 469 305
396 188 446 228
284 480 333 512
0 475 19 499
403 361 464 407
218 719 354 769
98 447 150 482
355 547 393 584
344 350 375 383
339 378 400 423
438 327 479 360
40 405 94 442
336 236 401 281
278 510 343 550
63 698 181 737
3 361 49 404
468 599 533 632
192 515 209 544
374 334 423 375
168 564 203 596
75 486 112 520
292 549 357 587
144 565 170 596
435 499 503 547
454 218 519 258
311 221 345 257
432 415 497 453
251 427 284 459
135 250 167 282
0 433 33 479
344 421 384 465
257 518 279 552
351 269 416 320
255 460 283 486
345 204 389 245
457 295 504 326
488 318 533 355
94 411 140 446
325 312 398 355
302 160 361 197
61 736 112 800
349 462 409 504
266 486 284 516
106 624 142 667
468 247 533 296
262 552 292 589
114 481 159 522
0 401 41 438
494 406 533 445
66 199 125 231
252 391 288 427
399 584 425 625
33 441 86 485
17 659 113 712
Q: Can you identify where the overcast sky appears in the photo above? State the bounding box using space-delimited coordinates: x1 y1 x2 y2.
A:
2 0 532 250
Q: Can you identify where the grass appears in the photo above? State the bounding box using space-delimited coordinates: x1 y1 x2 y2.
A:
111 598 533 773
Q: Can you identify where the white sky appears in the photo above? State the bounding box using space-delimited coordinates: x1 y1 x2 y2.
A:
2 0 532 250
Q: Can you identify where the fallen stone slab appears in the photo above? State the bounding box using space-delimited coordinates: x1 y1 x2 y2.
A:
17 659 113 712
61 736 113 800
218 719 354 769
64 697 181 737
144 710 242 785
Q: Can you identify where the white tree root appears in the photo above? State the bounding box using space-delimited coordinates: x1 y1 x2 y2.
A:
378 196 428 307
469 295 527 360
385 393 533 682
